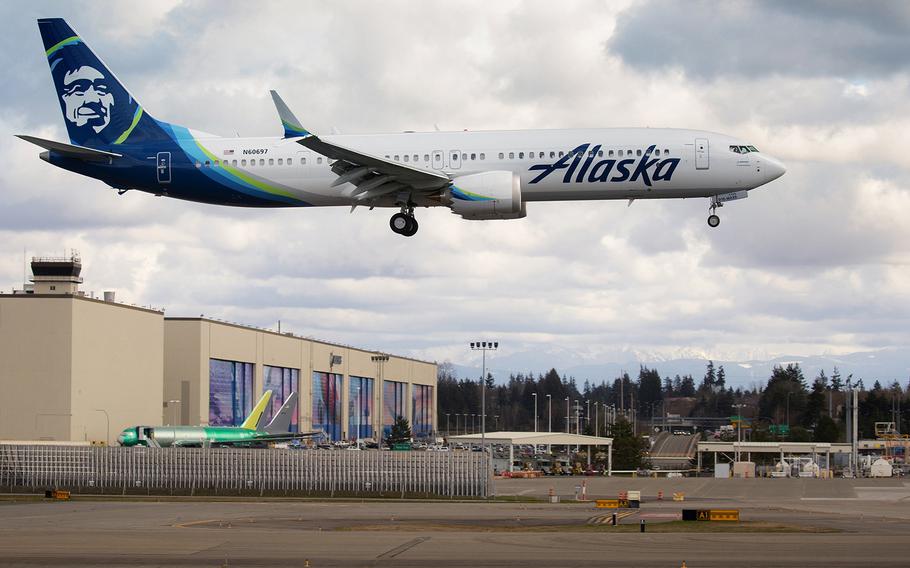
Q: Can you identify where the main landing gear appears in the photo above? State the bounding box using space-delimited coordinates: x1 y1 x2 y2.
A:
707 195 722 228
390 208 419 237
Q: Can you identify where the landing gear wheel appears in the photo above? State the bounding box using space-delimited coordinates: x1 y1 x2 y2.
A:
402 216 419 237
390 212 418 236
707 214 721 228
390 213 410 234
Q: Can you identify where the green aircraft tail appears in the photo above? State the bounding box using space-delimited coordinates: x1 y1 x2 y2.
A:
240 390 272 430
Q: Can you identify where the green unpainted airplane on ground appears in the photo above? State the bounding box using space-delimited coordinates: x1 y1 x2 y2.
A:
117 391 319 447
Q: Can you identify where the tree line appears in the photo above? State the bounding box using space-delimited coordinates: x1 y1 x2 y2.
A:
437 361 910 443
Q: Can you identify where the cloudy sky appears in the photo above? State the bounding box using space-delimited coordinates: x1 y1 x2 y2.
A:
1 1 908 379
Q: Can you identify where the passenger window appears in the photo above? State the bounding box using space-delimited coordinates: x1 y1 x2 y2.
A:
385 155 390 159
609 150 614 157
598 150 603 157
461 153 467 160
424 154 429 161
528 152 535 159
278 158 283 165
636 149 642 157
403 155 409 162
317 157 323 164
214 160 220 166
470 153 476 160
204 160 210 167
509 152 514 159
618 150 623 157
395 155 400 161
452 153 458 161
558 151 564 157
300 157 306 165
550 151 555 158
480 153 485 160
232 160 237 166
268 158 274 165
498 152 504 159
241 159 247 166
519 152 524 159
259 159 265 166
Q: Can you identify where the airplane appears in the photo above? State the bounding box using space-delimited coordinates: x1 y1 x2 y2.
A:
117 391 319 447
21 18 785 237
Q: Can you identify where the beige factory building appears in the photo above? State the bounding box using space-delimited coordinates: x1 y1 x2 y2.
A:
0 256 437 444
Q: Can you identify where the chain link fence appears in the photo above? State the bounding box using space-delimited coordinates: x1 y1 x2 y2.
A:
0 445 490 498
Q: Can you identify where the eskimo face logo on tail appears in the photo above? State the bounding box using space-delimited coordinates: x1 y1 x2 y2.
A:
528 143 680 186
60 65 114 133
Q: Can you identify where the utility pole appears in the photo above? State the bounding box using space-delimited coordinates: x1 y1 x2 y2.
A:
532 392 538 432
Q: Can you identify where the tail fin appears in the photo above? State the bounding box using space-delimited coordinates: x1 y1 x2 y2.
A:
38 18 168 148
240 390 272 430
264 392 299 434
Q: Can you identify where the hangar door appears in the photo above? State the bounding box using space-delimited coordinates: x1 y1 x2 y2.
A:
695 138 709 170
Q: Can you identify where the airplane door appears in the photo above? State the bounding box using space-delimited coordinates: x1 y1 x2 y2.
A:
156 152 172 183
695 138 709 170
432 150 444 170
450 149 461 170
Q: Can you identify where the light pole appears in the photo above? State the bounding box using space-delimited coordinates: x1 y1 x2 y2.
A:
565 397 570 433
732 403 746 463
595 402 599 438
371 354 389 444
94 408 110 445
547 394 552 453
586 399 591 427
532 392 538 432
445 413 450 437
470 341 498 455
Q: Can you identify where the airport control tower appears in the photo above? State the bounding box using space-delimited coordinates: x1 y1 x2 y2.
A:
29 252 82 295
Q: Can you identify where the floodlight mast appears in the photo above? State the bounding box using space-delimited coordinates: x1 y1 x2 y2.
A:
469 341 498 459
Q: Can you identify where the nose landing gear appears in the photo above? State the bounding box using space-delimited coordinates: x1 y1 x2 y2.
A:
390 208 418 237
707 195 722 228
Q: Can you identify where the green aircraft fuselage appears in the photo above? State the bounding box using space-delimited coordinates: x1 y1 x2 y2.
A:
118 425 275 447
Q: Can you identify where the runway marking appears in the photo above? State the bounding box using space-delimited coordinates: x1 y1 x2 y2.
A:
376 536 430 559
587 511 637 525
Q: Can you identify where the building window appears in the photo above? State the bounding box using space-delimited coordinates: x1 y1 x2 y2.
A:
209 359 254 427
349 376 374 441
312 371 343 441
263 366 299 432
412 384 433 439
382 380 407 439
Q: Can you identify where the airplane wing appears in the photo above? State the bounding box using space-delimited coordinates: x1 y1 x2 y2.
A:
16 135 122 162
269 91 451 204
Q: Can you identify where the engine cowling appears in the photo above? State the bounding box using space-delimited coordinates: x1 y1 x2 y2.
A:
446 171 526 220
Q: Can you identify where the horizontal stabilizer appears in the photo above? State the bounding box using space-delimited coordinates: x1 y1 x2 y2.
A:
16 135 122 161
264 392 299 434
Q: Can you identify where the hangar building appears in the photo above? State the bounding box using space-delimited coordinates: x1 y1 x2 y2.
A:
0 255 436 444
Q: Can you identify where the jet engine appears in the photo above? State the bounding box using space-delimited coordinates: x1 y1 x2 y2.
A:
447 171 526 220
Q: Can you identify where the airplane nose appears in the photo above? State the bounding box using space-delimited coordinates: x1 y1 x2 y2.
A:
762 155 786 182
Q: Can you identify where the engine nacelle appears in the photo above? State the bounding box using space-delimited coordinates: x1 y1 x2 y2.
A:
447 171 526 220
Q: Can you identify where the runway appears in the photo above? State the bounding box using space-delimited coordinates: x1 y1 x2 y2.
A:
1 478 908 566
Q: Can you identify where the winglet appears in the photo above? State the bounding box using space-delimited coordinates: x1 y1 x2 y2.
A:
263 392 299 434
241 390 273 430
269 90 311 138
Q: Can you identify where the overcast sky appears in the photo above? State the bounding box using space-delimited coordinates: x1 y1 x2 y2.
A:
1 1 908 377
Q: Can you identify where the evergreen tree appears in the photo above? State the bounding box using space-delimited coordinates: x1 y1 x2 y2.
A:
814 415 840 442
703 361 717 390
638 366 663 413
830 367 843 392
716 365 726 390
804 371 828 428
679 375 696 397
610 417 649 470
388 415 412 447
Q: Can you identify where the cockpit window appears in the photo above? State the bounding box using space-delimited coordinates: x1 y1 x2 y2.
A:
730 145 760 154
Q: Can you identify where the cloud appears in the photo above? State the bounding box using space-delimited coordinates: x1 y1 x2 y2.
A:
607 1 910 80
0 0 908 380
